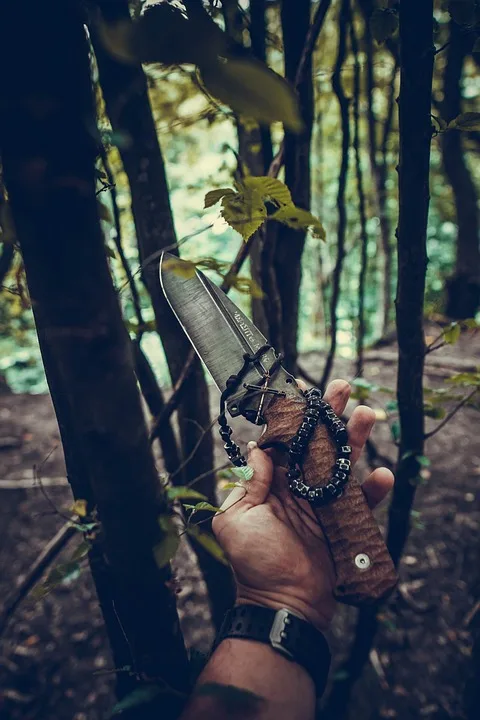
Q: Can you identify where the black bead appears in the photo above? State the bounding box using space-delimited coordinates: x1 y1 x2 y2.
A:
298 427 310 438
305 417 317 428
305 408 319 418
335 428 349 444
332 470 347 482
286 468 300 480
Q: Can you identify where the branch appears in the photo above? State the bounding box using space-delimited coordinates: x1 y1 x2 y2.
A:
267 0 333 178
424 388 478 440
0 243 14 287
0 521 76 635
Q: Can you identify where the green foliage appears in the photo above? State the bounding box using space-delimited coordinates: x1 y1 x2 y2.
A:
204 176 324 241
370 8 399 44
443 321 461 344
186 525 228 565
184 501 221 514
98 4 302 131
166 487 208 501
349 377 379 402
32 541 90 600
447 112 480 132
110 683 182 716
154 516 180 568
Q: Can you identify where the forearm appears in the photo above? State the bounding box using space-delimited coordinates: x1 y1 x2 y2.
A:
180 638 316 720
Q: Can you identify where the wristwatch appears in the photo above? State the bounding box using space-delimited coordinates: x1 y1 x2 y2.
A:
213 604 331 697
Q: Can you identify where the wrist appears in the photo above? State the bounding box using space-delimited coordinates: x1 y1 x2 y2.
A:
235 588 333 633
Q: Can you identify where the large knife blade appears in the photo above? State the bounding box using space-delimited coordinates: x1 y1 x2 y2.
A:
160 253 397 606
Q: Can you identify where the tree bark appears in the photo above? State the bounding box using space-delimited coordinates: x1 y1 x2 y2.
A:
0 0 190 704
441 20 480 319
91 0 234 630
273 0 314 375
388 0 433 566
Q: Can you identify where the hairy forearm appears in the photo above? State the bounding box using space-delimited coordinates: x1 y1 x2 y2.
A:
180 638 316 720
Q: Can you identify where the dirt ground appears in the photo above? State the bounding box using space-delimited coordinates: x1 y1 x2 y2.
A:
0 331 479 720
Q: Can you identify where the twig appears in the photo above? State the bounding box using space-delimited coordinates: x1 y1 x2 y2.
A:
0 521 76 635
0 477 69 489
424 388 478 439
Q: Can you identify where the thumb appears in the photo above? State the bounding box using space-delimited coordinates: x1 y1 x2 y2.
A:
245 441 274 506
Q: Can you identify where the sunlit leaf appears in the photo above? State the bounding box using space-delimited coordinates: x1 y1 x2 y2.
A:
230 275 264 299
70 498 88 518
243 176 292 207
187 525 228 564
443 322 461 344
32 560 82 600
186 501 221 514
416 455 431 467
167 487 208 502
370 8 399 44
391 421 400 442
270 205 325 239
424 404 446 419
161 256 196 278
219 481 241 490
204 188 235 209
446 371 480 387
69 540 91 563
201 58 303 132
221 188 267 240
447 112 480 132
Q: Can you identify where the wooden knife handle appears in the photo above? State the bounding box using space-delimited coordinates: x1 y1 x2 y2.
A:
261 394 398 606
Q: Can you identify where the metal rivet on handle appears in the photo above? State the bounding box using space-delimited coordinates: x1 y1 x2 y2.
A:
354 553 371 571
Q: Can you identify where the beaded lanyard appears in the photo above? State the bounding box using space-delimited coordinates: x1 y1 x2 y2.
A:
217 347 352 507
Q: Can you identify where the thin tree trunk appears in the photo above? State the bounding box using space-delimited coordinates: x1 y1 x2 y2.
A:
273 0 314 375
388 0 433 565
0 0 190 707
320 0 350 391
324 3 433 715
91 1 234 630
351 17 369 378
363 15 396 338
441 20 480 319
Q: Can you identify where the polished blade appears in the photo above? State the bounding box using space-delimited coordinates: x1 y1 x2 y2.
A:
159 253 277 395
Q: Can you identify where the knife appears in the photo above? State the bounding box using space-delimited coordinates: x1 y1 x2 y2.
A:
160 253 397 606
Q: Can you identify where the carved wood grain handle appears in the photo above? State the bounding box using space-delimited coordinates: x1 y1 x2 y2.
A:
261 395 398 606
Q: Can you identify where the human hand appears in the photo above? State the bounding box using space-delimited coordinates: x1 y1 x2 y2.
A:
212 379 394 632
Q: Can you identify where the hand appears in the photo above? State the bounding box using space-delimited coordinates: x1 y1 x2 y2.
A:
212 379 394 632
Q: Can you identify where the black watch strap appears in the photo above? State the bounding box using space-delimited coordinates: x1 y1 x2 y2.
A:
214 604 331 697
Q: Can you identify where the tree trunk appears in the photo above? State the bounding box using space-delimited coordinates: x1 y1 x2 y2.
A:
273 0 314 375
388 0 433 566
320 0 350 391
441 20 480 319
0 0 190 706
91 0 234 630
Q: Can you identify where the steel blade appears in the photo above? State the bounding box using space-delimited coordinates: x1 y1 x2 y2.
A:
159 253 300 417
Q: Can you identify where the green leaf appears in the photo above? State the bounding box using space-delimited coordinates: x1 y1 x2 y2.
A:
201 58 303 132
391 421 400 442
270 205 325 239
447 112 480 132
32 560 82 600
416 455 431 467
69 540 91 563
187 501 221 514
154 516 180 568
443 322 461 344
231 465 255 482
221 187 267 240
220 481 241 490
187 526 228 565
204 188 235 209
446 371 480 387
167 487 208 502
424 404 446 419
98 5 226 67
370 8 399 44
111 685 166 715
70 498 88 518
229 275 264 299
243 177 292 207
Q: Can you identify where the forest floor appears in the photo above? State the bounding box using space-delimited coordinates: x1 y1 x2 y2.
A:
0 326 479 720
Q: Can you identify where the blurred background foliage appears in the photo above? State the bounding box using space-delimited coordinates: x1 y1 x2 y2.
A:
0 0 478 393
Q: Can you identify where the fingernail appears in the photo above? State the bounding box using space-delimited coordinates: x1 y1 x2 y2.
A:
247 441 258 453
